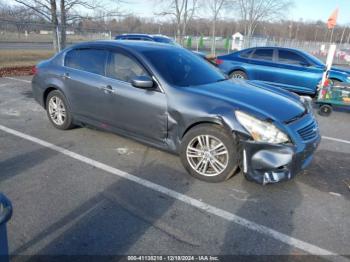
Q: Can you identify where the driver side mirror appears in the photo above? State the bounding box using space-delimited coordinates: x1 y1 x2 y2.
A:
131 75 155 89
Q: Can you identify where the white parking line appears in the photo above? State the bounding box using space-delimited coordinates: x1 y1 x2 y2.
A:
2 77 31 83
322 136 350 145
0 124 345 258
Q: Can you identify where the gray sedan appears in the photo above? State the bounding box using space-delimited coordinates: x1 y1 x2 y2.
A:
32 40 320 184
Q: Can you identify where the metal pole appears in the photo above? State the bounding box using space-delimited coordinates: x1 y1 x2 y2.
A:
329 27 334 44
320 44 336 99
56 25 61 52
314 28 318 42
340 27 346 45
196 36 199 52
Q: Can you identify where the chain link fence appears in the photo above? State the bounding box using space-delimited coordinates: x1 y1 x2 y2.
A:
1 19 350 66
0 19 114 44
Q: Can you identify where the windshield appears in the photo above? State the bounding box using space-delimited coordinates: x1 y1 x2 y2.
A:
302 51 324 66
142 48 226 87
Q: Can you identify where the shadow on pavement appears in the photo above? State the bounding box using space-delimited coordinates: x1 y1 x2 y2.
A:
12 161 194 256
299 149 350 199
0 147 58 183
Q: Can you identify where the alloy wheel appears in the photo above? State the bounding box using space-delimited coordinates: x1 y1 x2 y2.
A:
48 96 66 126
186 135 229 177
231 73 245 79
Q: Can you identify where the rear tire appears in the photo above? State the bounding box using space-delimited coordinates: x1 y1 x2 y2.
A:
46 90 74 130
180 124 239 183
229 70 248 80
318 104 333 116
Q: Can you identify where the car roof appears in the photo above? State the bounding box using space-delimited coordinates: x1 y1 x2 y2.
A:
67 40 181 52
115 34 171 40
243 46 306 53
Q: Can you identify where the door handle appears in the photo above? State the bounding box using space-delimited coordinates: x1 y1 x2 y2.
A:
61 72 71 79
100 85 116 94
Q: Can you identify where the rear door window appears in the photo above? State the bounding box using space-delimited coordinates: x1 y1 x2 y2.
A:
65 49 108 75
251 49 274 61
106 51 149 83
278 50 309 66
239 49 253 58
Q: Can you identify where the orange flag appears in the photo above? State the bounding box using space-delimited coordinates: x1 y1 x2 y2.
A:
327 8 339 29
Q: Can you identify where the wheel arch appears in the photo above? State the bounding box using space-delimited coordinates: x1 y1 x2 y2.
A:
329 77 343 83
181 117 235 140
42 85 71 110
228 67 248 78
43 87 58 109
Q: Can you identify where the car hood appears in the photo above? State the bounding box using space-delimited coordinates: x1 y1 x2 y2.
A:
186 79 306 123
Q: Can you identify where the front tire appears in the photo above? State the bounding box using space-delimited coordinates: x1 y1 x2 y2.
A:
180 124 239 183
46 90 74 130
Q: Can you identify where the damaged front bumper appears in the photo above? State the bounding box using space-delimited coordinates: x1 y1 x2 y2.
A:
240 135 321 185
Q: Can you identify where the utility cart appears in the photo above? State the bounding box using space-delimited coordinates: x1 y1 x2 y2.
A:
316 80 350 116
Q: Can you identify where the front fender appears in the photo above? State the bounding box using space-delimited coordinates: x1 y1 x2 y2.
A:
180 107 250 140
328 71 349 82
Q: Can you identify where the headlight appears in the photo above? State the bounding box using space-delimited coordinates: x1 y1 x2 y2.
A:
235 111 290 144
300 95 313 112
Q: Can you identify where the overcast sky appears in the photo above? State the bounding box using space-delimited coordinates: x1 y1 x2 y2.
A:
127 0 350 25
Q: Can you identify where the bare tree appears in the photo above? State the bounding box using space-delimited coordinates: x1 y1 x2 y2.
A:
236 0 293 39
155 0 198 44
12 0 60 50
0 3 35 38
12 0 126 50
206 0 230 55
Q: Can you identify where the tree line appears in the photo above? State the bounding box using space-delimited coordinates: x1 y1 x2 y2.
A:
1 0 349 52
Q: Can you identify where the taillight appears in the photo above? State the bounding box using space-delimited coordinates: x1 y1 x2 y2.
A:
215 59 224 65
31 66 37 75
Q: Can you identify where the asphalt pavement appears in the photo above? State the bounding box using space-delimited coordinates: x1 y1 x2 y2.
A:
0 76 349 260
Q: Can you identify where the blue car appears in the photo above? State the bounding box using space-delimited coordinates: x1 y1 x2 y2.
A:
115 34 179 46
217 47 350 95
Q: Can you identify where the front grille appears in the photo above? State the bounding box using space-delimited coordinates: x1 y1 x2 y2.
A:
297 119 318 141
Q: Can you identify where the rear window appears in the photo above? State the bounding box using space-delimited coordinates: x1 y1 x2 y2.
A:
251 49 273 61
65 49 108 75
